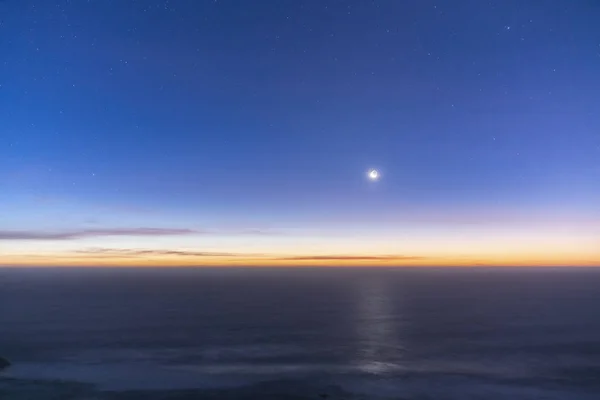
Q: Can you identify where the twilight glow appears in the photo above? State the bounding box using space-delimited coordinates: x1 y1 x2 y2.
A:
1 1 599 267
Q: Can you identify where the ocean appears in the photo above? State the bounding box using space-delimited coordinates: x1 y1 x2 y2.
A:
0 267 599 399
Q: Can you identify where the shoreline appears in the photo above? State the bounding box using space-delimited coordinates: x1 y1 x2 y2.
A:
0 376 356 400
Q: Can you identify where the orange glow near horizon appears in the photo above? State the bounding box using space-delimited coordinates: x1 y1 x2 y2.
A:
2 206 599 268
2 249 599 268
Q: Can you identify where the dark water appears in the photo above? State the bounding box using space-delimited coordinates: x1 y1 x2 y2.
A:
1 267 600 399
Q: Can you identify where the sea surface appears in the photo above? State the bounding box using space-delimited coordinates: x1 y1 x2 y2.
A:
1 267 599 399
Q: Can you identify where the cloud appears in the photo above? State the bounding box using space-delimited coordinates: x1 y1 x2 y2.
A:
77 248 248 258
276 255 426 261
0 228 197 241
0 227 284 241
74 249 426 263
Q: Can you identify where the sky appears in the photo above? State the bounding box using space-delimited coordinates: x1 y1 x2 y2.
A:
1 0 599 267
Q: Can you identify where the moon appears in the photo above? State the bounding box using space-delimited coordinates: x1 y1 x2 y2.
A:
368 169 379 181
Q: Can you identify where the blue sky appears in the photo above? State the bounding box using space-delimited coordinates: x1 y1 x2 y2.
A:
1 0 599 266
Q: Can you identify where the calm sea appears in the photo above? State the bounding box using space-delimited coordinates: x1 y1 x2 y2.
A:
1 267 599 399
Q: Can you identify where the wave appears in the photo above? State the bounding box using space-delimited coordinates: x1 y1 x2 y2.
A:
3 361 600 400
